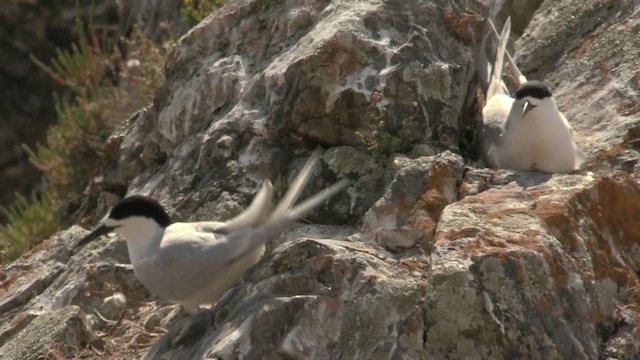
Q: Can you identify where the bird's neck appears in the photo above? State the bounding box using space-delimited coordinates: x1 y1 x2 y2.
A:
126 228 164 263
114 217 164 263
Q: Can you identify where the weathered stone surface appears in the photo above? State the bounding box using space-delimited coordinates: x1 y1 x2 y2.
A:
112 0 482 211
0 306 92 360
427 172 640 358
146 237 429 359
1 0 640 359
361 151 465 251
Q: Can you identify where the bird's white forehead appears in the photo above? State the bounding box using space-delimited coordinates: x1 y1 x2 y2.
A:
522 96 548 106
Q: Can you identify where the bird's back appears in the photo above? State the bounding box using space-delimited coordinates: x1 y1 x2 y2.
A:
130 221 266 312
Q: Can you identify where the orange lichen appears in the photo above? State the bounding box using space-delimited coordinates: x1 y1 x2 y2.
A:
503 229 546 253
509 252 526 283
461 234 535 261
433 227 480 246
591 249 613 280
0 266 31 295
535 173 640 293
571 31 600 58
588 306 605 323
484 207 532 221
404 314 420 335
577 173 640 252
460 188 519 205
390 164 458 235
615 100 639 115
408 210 437 232
536 203 580 253
443 12 482 45
536 292 555 313
544 251 569 289
611 268 640 289
418 165 456 218
592 60 611 83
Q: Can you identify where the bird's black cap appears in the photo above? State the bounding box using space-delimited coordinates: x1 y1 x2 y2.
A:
109 195 172 227
515 80 553 100
77 195 171 247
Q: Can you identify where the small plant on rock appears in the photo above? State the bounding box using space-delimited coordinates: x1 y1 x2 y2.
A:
0 9 165 264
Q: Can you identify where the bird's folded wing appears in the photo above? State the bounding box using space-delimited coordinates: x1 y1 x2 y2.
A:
481 92 514 168
487 18 527 87
486 17 511 101
168 222 258 263
478 31 492 95
481 115 506 168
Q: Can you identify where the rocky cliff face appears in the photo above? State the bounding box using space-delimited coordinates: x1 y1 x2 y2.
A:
1 0 640 359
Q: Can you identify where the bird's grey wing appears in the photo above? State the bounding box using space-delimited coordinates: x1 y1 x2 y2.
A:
135 228 253 301
478 31 492 95
196 147 323 236
480 112 506 168
268 178 348 231
201 147 321 234
270 148 322 220
486 17 511 101
211 180 274 233
488 18 527 86
221 178 349 266
194 221 226 233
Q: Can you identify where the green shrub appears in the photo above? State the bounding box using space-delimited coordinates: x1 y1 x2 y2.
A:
181 0 227 27
0 8 165 264
0 192 59 263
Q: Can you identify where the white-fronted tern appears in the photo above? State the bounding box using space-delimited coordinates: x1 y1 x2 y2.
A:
478 17 584 173
79 148 349 313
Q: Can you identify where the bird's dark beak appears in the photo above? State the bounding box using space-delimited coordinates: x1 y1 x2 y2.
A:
522 100 537 117
77 224 115 246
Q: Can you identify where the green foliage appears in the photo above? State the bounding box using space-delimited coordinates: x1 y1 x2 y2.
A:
29 1 107 96
0 192 59 263
26 16 113 204
25 93 112 202
181 0 226 27
0 7 166 264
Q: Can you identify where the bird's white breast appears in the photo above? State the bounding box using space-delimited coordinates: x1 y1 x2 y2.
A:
498 104 578 172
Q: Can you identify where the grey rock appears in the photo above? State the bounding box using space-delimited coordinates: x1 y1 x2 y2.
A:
145 238 429 359
0 261 65 315
100 292 128 320
361 151 465 251
0 306 92 360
